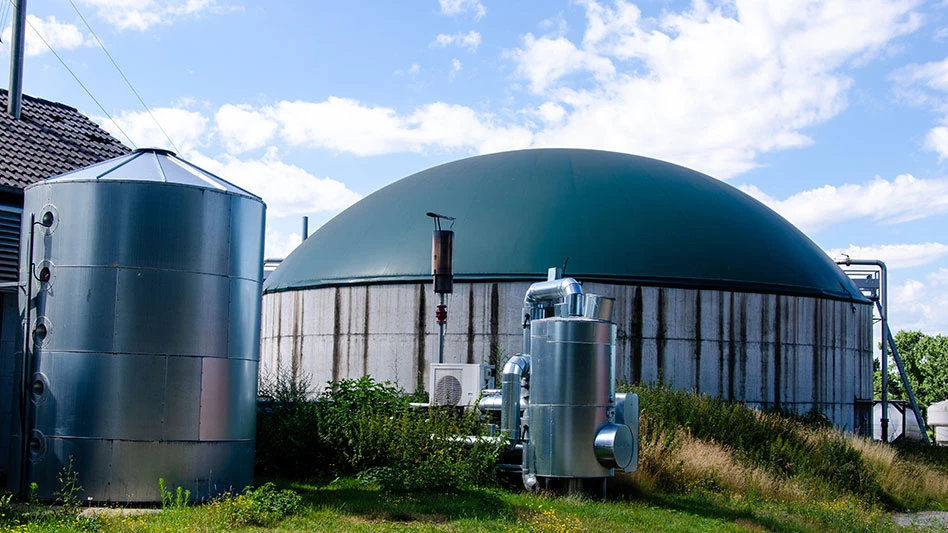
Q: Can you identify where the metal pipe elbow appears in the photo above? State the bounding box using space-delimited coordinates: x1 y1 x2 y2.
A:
522 278 583 313
501 355 530 442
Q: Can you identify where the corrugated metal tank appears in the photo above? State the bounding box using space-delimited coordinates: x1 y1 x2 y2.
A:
261 149 874 433
12 148 265 502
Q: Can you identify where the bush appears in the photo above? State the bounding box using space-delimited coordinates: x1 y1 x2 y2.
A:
213 482 302 528
256 373 506 491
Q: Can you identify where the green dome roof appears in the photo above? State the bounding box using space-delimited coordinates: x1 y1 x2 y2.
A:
265 149 866 302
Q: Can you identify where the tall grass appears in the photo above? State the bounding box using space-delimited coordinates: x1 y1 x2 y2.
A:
625 383 948 511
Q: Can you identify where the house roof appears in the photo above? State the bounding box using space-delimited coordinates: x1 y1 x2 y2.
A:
0 89 130 191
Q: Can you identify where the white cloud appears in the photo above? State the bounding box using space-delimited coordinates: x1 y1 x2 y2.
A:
507 33 616 93
264 230 303 260
508 0 921 178
97 106 362 228
431 30 482 51
1 16 93 57
189 149 362 219
269 97 533 156
925 126 948 159
895 55 948 93
451 58 462 73
77 0 236 31
826 243 948 269
889 268 948 335
215 104 278 153
740 174 948 234
438 0 486 20
99 108 209 154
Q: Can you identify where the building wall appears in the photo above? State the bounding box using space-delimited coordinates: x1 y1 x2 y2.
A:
261 281 873 431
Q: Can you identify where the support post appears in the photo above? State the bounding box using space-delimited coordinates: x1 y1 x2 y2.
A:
8 0 27 119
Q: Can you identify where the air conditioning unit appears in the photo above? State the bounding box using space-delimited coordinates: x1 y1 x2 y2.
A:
428 363 494 407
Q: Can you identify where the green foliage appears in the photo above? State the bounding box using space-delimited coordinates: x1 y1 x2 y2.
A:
158 478 190 510
256 373 506 491
879 330 948 409
212 482 302 528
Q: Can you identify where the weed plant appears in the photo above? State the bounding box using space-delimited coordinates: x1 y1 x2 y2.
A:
256 372 506 492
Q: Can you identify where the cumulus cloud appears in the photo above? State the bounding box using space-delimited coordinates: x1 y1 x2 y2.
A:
893 55 948 157
826 243 948 269
507 34 616 93
189 149 362 218
438 0 486 20
215 104 278 153
431 30 482 51
269 97 533 156
264 230 304 260
926 126 948 159
890 268 948 335
508 0 921 178
99 107 210 154
1 15 93 57
740 174 948 234
77 0 237 31
96 107 362 229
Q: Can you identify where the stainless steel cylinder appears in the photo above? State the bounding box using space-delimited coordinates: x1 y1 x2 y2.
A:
13 149 265 503
526 317 616 478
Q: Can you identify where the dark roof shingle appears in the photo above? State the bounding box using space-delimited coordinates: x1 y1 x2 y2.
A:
0 89 130 190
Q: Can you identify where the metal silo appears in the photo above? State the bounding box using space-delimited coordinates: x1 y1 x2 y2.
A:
10 148 265 503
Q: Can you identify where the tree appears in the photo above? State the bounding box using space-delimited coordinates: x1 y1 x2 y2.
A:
877 330 948 410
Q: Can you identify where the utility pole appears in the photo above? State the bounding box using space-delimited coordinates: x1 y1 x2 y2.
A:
8 0 27 119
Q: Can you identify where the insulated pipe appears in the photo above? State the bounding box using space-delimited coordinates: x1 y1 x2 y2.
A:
521 277 584 354
501 355 530 441
522 277 584 317
836 258 889 441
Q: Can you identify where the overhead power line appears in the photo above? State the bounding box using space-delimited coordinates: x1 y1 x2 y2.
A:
18 7 137 148
66 0 180 154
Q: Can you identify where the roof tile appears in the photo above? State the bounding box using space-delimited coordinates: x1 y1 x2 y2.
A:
0 89 130 190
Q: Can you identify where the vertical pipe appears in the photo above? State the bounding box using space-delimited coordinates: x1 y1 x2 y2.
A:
18 214 36 495
7 0 27 119
301 216 309 242
880 263 888 443
438 293 445 364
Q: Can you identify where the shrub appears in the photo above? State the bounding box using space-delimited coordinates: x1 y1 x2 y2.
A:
256 373 506 490
213 482 302 528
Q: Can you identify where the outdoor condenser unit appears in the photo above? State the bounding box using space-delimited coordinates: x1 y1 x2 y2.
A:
499 268 639 494
429 363 494 407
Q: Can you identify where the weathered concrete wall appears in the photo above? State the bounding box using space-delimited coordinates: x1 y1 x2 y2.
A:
261 281 873 431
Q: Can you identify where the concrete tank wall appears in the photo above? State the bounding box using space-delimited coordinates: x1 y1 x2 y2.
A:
261 281 873 432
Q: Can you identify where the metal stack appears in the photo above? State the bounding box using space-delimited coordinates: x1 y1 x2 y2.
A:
11 148 265 502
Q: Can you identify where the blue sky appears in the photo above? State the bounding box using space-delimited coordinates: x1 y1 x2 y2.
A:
2 0 947 335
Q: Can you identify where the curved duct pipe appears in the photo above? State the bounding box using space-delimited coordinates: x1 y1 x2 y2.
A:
501 355 530 441
521 277 583 355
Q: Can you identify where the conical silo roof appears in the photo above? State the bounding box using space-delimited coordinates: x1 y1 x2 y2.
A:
31 147 259 199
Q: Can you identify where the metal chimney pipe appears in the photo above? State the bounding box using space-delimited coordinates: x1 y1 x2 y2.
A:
301 216 309 242
7 0 27 119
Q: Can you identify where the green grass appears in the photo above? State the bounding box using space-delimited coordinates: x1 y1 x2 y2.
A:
14 477 924 532
5 382 948 531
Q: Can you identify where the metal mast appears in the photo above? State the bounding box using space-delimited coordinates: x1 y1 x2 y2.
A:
7 0 27 119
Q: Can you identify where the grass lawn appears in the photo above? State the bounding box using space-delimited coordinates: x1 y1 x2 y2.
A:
24 476 919 533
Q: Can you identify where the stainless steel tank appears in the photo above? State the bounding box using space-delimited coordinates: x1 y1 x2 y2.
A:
11 148 265 503
526 316 621 478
